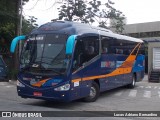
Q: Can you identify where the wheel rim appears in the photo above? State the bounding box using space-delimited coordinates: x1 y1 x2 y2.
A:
89 86 96 98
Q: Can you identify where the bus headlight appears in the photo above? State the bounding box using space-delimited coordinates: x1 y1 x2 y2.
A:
54 83 70 91
17 80 25 87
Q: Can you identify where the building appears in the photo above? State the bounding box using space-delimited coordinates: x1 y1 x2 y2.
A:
148 41 160 83
122 21 160 41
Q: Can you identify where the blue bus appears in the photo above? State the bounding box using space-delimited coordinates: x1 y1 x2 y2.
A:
10 21 145 102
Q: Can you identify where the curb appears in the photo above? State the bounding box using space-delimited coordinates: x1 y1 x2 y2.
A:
9 80 17 85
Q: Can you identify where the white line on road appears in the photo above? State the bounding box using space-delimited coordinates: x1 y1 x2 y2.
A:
0 82 8 86
128 90 137 97
145 86 151 89
6 86 13 88
143 91 151 98
158 91 160 98
138 86 144 88
114 91 123 96
154 86 158 89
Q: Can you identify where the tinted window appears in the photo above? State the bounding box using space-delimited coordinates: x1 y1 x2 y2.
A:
101 37 137 55
73 36 99 70
0 58 4 66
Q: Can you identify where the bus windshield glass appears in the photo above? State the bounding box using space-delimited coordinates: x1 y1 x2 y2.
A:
20 34 68 74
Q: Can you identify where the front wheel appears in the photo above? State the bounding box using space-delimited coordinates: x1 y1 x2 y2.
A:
128 75 136 88
83 81 100 102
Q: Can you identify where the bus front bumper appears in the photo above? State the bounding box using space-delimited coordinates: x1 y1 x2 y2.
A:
17 82 71 102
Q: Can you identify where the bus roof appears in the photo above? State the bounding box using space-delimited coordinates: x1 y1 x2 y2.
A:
31 21 143 43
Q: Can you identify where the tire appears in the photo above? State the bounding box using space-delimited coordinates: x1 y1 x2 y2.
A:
83 81 100 102
128 75 136 88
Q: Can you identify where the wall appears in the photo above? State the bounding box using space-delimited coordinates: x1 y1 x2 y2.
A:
148 42 160 74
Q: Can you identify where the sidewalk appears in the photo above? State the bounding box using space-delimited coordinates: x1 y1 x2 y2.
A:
142 74 148 82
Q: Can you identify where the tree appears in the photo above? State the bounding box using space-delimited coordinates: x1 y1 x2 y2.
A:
58 0 125 33
22 16 38 34
58 0 87 22
0 0 31 43
0 0 29 26
0 0 36 79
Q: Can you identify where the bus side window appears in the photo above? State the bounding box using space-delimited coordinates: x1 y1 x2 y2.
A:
116 48 123 54
102 47 108 53
101 39 109 54
82 36 99 63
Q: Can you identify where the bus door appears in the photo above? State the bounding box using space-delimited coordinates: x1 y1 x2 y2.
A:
72 36 100 98
71 39 89 99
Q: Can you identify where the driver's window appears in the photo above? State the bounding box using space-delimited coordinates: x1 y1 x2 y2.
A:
72 40 83 70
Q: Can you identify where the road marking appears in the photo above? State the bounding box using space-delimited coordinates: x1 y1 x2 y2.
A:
145 86 151 89
129 90 137 97
143 91 151 98
0 82 8 86
158 91 160 98
154 86 158 89
6 86 13 88
138 86 144 88
114 91 123 96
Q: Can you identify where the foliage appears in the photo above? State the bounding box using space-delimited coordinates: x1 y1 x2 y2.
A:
22 16 38 35
0 0 29 26
0 0 37 79
58 0 87 22
0 0 17 26
58 0 125 33
0 0 38 47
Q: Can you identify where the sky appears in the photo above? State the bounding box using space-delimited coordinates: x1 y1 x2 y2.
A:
23 0 160 26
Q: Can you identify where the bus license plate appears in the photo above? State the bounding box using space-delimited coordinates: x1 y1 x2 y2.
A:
33 92 42 97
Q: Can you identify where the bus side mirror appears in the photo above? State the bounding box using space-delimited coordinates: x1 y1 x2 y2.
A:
66 35 77 55
10 35 26 53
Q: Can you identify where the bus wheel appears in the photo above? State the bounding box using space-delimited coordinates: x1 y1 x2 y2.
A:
84 81 100 102
128 75 136 88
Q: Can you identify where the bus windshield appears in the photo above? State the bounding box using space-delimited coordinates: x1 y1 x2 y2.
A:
20 34 68 75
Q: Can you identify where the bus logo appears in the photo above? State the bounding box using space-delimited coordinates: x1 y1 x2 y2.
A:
32 64 39 68
101 61 115 68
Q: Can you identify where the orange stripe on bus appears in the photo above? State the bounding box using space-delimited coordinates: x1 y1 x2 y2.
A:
32 78 50 87
72 78 81 83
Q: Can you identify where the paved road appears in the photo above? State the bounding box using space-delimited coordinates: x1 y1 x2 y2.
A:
0 76 160 120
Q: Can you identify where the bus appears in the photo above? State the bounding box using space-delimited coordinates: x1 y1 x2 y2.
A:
10 21 145 102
